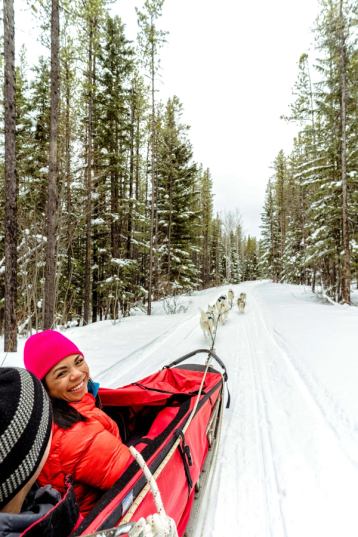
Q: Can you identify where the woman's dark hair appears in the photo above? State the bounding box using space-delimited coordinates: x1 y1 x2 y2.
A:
43 378 101 429
50 397 88 429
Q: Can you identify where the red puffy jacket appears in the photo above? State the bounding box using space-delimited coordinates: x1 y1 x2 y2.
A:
37 393 132 516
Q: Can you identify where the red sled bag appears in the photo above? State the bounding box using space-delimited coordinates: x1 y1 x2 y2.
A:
72 349 229 537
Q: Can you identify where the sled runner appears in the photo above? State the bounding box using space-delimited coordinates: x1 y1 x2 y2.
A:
72 349 229 537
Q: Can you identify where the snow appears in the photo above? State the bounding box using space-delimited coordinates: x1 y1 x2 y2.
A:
111 258 135 267
2 281 358 537
91 218 105 226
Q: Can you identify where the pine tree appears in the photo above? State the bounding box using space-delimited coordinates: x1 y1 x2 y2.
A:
57 38 80 327
306 0 356 301
28 58 51 216
260 152 288 283
199 167 213 287
79 0 107 324
15 54 44 332
281 146 307 283
242 236 259 281
210 216 225 285
284 52 320 288
337 0 350 302
44 0 60 329
260 180 280 281
229 231 240 283
94 13 135 319
3 0 17 350
136 0 166 314
156 97 200 294
274 150 288 270
0 48 4 336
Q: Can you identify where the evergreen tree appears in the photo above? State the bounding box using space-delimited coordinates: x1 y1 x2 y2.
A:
306 0 356 301
0 0 266 335
78 0 107 324
199 167 213 287
16 54 46 332
3 0 17 350
262 0 356 301
28 58 51 217
274 150 288 271
242 236 259 281
44 0 60 329
94 13 135 319
210 215 225 285
156 96 200 293
260 180 280 281
229 230 241 283
136 0 166 314
56 38 81 327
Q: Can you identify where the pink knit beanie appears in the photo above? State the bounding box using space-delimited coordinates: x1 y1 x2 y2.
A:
24 330 83 379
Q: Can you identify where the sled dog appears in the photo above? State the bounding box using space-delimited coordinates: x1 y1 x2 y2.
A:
216 295 229 324
207 304 217 320
237 292 246 313
200 310 215 339
227 289 234 308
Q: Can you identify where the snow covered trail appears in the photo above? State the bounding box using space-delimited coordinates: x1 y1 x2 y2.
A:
2 281 358 537
82 285 231 386
78 280 358 537
198 281 358 537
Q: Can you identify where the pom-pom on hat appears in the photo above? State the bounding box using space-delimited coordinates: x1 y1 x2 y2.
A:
0 367 52 509
24 330 83 380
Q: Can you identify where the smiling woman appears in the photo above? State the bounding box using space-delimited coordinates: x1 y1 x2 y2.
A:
45 354 90 402
23 330 132 517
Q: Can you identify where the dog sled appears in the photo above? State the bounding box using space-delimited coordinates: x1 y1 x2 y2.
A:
72 349 229 537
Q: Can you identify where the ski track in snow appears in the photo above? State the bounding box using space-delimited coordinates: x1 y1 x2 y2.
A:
93 282 358 537
95 311 201 385
195 282 358 537
253 286 358 469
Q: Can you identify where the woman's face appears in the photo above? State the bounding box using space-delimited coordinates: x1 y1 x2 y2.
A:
45 354 90 402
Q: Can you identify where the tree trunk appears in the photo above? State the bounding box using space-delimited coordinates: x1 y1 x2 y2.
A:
167 172 173 282
147 21 156 315
133 95 141 263
127 88 135 259
3 0 17 351
111 167 120 258
62 50 73 326
44 0 60 329
339 0 351 304
83 22 94 325
111 119 120 259
91 59 98 324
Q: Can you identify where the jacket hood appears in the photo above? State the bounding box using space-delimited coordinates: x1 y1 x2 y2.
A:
0 486 60 537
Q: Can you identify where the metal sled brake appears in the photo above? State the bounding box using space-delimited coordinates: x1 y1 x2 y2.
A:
72 349 229 537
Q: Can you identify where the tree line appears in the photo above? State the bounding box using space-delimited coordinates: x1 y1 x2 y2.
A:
1 0 259 351
260 0 357 304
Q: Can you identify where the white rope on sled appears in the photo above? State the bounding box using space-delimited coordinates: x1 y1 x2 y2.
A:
122 352 216 527
128 446 178 537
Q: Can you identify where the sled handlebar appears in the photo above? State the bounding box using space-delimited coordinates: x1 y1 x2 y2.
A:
165 348 228 381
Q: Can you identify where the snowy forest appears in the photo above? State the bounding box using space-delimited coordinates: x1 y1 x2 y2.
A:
1 0 259 351
0 0 357 352
260 0 358 303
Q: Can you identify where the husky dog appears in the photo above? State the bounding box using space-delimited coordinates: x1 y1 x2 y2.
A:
207 304 217 320
227 289 234 308
237 292 247 313
216 295 229 324
200 310 215 339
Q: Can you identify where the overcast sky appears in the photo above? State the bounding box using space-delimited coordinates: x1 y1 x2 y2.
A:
113 0 320 237
17 0 320 237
